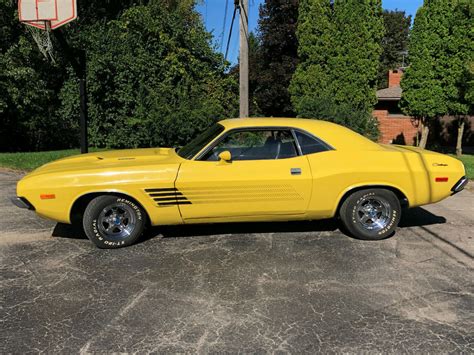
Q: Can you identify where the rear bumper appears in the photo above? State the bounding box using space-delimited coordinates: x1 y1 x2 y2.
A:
11 197 35 210
451 176 468 195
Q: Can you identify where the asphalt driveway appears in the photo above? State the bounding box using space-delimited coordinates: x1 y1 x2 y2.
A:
1 170 473 353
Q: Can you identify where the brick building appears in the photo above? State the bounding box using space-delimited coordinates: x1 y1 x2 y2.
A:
373 70 419 145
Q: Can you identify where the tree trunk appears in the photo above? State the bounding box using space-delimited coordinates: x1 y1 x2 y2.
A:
456 116 465 157
418 118 429 149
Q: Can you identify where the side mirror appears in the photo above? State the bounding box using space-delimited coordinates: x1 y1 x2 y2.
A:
218 150 232 162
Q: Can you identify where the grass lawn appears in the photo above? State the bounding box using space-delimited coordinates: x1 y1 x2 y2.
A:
0 149 99 171
452 154 474 180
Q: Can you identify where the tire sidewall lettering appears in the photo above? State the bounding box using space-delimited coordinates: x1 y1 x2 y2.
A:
84 196 146 248
346 190 400 239
116 198 142 221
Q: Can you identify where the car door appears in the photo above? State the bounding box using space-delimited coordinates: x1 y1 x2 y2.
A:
174 128 313 221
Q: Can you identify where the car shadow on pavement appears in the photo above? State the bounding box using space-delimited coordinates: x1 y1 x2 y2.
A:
153 219 339 240
52 222 88 240
50 207 447 242
398 207 446 227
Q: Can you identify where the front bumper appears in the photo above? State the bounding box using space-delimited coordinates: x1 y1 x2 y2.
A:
11 197 35 210
451 176 468 195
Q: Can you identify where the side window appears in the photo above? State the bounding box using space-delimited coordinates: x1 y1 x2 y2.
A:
201 129 298 161
294 130 331 155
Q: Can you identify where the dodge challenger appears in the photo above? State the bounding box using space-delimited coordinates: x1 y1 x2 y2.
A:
12 118 468 248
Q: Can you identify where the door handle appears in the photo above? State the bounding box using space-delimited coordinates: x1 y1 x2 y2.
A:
291 168 301 175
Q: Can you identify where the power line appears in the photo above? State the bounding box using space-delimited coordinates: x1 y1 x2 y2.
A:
219 0 230 53
224 2 239 62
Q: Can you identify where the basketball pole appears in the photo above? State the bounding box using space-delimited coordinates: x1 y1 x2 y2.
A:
53 29 89 154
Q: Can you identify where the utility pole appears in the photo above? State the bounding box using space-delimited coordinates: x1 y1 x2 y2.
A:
239 0 249 118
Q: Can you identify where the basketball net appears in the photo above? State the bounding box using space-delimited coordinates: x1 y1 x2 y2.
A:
28 21 56 63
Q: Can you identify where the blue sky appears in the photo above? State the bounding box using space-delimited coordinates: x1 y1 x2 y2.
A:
196 0 423 64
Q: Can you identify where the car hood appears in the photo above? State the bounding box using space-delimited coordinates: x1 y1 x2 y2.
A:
26 147 184 177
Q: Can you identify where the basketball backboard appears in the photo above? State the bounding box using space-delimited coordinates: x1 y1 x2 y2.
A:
19 0 77 30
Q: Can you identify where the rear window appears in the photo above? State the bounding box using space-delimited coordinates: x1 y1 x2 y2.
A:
294 130 331 155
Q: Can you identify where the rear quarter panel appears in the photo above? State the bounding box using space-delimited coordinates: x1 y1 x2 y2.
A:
391 145 466 203
305 146 466 218
305 149 421 218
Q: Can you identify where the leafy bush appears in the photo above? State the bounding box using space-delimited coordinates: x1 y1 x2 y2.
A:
297 95 379 140
0 0 237 152
59 2 238 149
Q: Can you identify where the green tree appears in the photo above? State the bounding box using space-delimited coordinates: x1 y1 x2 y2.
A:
290 0 383 138
60 1 238 149
0 0 150 152
401 0 469 150
400 4 444 149
463 62 474 112
247 32 264 116
444 0 473 156
290 0 334 110
1 0 237 152
0 0 77 152
378 10 411 89
253 0 299 117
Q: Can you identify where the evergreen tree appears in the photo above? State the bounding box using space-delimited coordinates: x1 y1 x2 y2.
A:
290 0 383 138
400 0 459 149
253 0 299 117
290 0 336 112
330 0 384 113
378 10 411 89
444 0 473 156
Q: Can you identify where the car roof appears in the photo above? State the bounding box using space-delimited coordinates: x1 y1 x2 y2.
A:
218 118 381 151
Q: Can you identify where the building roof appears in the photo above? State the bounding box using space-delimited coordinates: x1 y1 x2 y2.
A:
376 85 402 101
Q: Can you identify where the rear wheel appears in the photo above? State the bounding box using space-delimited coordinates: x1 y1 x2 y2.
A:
339 189 401 240
83 195 146 248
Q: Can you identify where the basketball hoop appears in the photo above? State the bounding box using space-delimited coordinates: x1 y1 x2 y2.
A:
17 0 88 154
18 0 77 62
27 20 55 62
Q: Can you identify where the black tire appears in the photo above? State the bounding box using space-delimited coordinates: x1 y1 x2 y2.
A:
83 195 146 248
339 188 401 240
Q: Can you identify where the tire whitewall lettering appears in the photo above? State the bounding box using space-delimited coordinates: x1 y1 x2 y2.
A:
340 189 401 240
83 195 146 248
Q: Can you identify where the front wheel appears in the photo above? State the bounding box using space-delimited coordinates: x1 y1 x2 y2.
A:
83 195 146 248
339 189 401 240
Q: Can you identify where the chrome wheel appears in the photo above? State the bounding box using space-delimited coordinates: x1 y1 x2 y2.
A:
355 197 391 232
97 203 136 240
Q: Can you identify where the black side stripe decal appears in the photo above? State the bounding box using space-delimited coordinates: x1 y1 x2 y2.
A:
145 188 191 207
149 192 184 197
158 201 192 206
153 197 188 202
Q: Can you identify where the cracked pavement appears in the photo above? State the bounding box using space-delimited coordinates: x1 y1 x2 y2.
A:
1 170 473 353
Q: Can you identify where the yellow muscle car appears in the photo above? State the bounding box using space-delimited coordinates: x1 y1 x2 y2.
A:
12 118 468 248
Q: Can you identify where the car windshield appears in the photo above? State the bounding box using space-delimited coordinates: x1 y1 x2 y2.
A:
177 124 225 159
